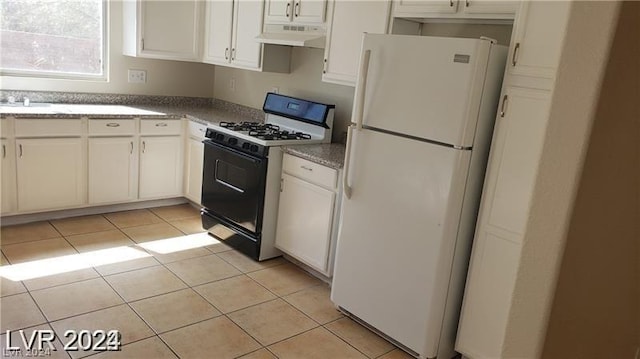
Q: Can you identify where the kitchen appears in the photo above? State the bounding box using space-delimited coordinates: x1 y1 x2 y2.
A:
0 1 638 359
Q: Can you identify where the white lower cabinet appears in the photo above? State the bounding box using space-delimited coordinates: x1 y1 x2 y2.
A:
184 121 206 205
275 154 340 276
1 138 17 214
16 138 86 212
88 137 138 205
139 136 183 199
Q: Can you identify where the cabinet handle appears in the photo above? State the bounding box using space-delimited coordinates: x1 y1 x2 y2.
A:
231 48 236 60
280 178 284 192
500 94 509 118
130 141 134 154
141 38 145 51
294 2 299 16
512 42 520 66
155 122 168 127
286 2 290 17
2 144 5 159
19 144 23 158
465 0 470 7
225 47 229 60
450 0 454 7
106 122 120 127
300 165 313 172
142 141 146 153
322 58 327 74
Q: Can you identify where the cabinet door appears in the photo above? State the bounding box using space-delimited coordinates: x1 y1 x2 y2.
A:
140 0 201 61
231 0 264 69
203 0 233 64
1 139 16 214
455 86 551 357
294 0 327 23
323 0 390 86
460 0 518 16
185 138 204 205
139 136 183 199
484 87 551 235
508 1 570 79
88 137 137 205
276 173 335 272
265 0 293 23
393 0 458 16
16 138 85 212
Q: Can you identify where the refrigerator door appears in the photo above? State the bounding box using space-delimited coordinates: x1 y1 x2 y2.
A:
332 128 472 357
353 34 492 147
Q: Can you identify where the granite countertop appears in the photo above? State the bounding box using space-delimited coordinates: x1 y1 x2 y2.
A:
282 143 346 170
0 102 264 124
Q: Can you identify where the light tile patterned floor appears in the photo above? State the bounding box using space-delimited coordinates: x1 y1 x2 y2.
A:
0 204 412 359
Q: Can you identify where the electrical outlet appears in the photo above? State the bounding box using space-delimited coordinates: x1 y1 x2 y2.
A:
229 78 236 92
128 69 147 83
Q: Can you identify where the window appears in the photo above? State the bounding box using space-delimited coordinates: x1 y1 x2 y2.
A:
0 0 106 79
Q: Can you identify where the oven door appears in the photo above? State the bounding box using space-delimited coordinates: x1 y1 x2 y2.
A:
202 140 267 235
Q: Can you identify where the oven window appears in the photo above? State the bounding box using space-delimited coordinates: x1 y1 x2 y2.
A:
215 160 246 193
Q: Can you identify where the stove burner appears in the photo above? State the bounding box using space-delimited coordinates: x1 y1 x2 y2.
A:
248 129 313 141
219 121 280 132
217 121 313 141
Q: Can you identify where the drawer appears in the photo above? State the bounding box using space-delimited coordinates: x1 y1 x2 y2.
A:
89 119 135 135
283 153 338 189
0 118 12 138
15 118 83 137
188 121 207 139
140 119 182 135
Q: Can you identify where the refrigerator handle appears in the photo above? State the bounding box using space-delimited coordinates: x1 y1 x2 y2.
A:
343 125 354 199
354 49 371 131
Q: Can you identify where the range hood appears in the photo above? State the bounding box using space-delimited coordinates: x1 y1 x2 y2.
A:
257 24 326 49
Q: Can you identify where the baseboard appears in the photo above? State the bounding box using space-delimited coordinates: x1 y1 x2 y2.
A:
0 198 193 226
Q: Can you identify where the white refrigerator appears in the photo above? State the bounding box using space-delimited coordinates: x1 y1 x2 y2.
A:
331 34 507 359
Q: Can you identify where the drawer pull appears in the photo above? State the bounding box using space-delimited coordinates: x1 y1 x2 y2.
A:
2 144 5 158
106 123 120 127
500 94 509 118
130 141 134 154
19 144 23 158
142 141 146 153
300 165 313 172
155 123 168 127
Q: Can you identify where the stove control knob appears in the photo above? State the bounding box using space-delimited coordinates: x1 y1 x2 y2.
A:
228 138 238 145
242 142 250 150
215 133 224 141
250 144 259 152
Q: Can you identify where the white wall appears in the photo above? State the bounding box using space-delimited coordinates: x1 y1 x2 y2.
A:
213 47 355 142
0 1 215 98
542 1 639 357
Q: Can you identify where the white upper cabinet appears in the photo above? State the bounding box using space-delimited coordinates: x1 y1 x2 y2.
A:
507 1 571 81
322 0 391 86
204 0 289 71
393 0 458 15
203 0 234 65
392 0 516 19
123 0 202 61
231 0 265 69
265 0 327 24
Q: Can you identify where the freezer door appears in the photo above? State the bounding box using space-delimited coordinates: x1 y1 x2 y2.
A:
354 34 491 147
332 128 472 357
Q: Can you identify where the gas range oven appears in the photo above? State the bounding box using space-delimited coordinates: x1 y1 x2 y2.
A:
201 93 335 261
